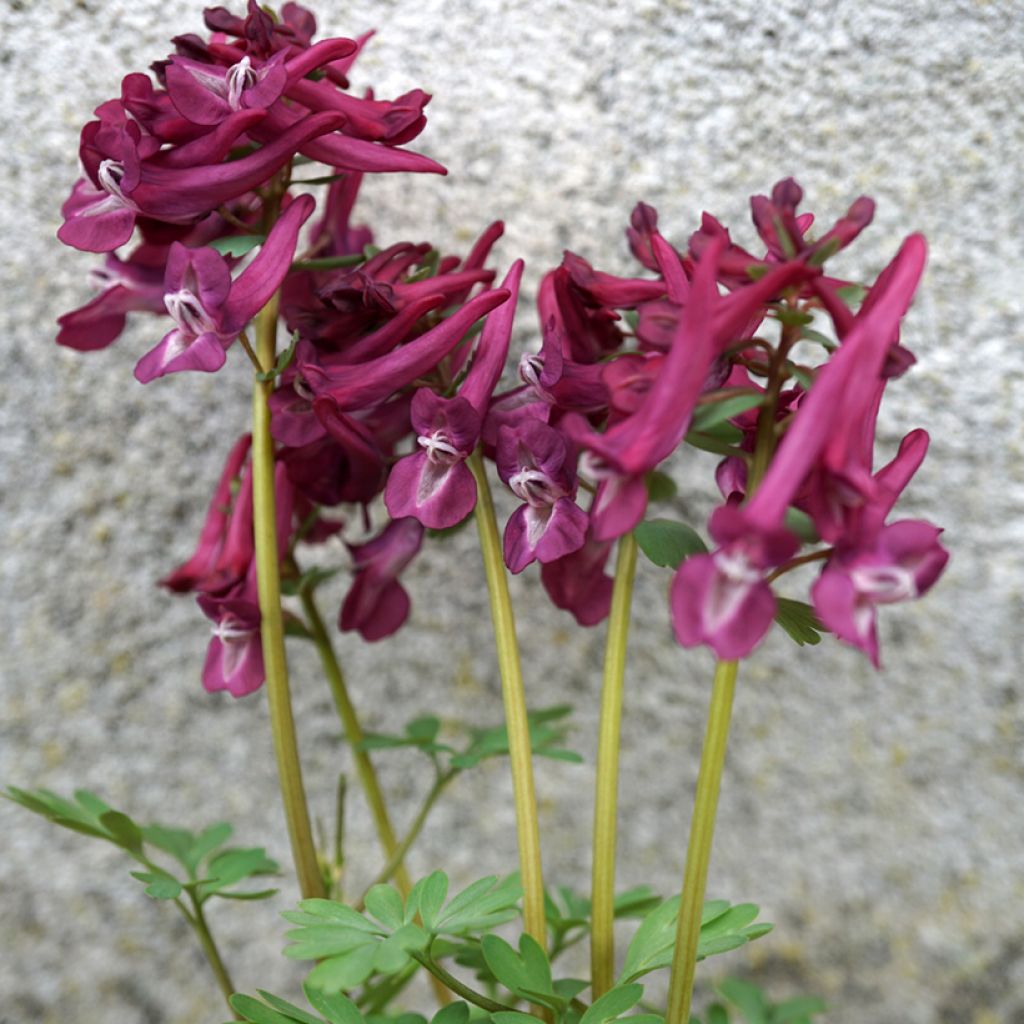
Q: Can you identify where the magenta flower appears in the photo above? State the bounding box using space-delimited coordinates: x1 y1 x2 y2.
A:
670 235 930 661
497 420 588 573
340 518 424 642
134 193 315 382
539 525 615 626
197 581 264 697
384 262 524 528
563 237 725 540
303 285 511 410
812 520 948 667
59 111 340 253
57 248 168 351
162 434 253 593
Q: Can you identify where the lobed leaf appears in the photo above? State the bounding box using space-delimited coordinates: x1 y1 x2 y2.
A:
634 520 708 569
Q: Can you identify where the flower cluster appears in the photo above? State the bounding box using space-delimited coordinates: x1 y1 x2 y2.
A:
54 2 947 695
515 181 947 664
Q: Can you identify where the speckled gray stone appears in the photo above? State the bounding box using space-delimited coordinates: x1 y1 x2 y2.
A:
1 1 1022 1022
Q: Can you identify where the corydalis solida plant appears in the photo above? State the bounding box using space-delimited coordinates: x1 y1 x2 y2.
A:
16 3 947 1023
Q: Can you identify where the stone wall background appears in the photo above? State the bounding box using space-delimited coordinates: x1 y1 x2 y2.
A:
1 1 1022 1021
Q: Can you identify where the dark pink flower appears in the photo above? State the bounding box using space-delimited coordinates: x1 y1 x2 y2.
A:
340 518 424 641
497 420 587 573
812 520 948 666
384 263 524 528
134 193 315 382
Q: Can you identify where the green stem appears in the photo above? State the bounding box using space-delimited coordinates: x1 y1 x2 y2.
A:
299 585 413 896
177 897 238 1017
590 532 638 997
356 771 456 909
410 949 515 1014
467 449 547 948
299 586 454 1006
665 659 739 1024
252 289 325 901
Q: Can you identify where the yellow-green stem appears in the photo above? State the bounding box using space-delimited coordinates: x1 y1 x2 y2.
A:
185 898 239 1016
252 292 325 900
590 532 638 997
665 659 739 1024
299 587 454 1006
467 449 547 947
299 586 412 895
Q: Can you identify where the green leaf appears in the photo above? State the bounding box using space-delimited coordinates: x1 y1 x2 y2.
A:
491 1015 539 1024
621 309 640 332
417 871 449 931
303 982 365 1024
836 283 867 309
613 886 661 918
436 874 522 935
256 330 300 382
291 253 366 272
782 508 819 544
806 237 842 267
716 979 767 1024
99 811 144 854
255 991 327 1024
645 470 677 502
774 598 825 647
211 234 265 257
308 944 379 992
451 706 582 769
130 870 183 900
798 328 837 352
215 887 280 901
634 519 708 569
291 171 350 186
690 393 763 433
772 996 827 1022
430 1003 470 1024
230 993 298 1024
141 824 195 867
706 1005 730 1024
365 885 405 930
686 421 744 448
579 983 643 1024
772 307 813 328
198 846 278 900
481 934 558 1007
620 899 771 983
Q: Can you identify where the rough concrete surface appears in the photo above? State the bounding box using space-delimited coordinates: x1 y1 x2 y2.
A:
1 1 1022 1022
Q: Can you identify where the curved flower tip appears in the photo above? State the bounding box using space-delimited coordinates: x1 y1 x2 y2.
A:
670 551 777 660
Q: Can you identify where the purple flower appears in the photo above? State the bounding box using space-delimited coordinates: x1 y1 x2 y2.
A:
303 285 510 410
539 526 615 626
340 518 424 641
134 193 315 382
383 262 524 528
812 520 948 667
497 420 588 573
162 434 253 593
669 235 930 661
197 582 265 697
57 247 168 351
59 111 340 253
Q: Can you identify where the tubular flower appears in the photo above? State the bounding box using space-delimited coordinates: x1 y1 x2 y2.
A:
670 234 934 661
340 518 425 642
135 193 315 381
384 261 524 528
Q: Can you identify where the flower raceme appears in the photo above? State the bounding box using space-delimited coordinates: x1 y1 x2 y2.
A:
53 0 947 691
